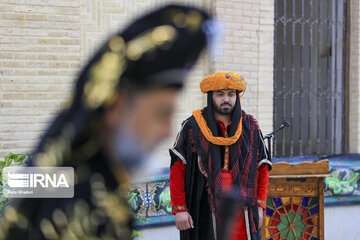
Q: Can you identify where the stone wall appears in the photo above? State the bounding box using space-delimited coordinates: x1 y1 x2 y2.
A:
0 0 81 157
0 0 210 160
209 0 274 133
0 1 359 240
0 0 275 166
1 0 358 162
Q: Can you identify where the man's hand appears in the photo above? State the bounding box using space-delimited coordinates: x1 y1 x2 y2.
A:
258 206 264 229
175 212 194 230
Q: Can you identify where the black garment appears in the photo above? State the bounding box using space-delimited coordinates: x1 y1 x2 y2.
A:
170 111 270 240
1 149 132 240
0 4 212 240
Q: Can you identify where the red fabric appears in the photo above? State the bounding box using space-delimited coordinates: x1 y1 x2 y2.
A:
170 160 187 214
215 119 232 136
170 161 269 237
257 164 269 209
215 119 231 169
221 170 247 240
222 165 269 239
221 170 232 192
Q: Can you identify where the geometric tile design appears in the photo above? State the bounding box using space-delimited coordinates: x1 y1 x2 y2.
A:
265 197 319 240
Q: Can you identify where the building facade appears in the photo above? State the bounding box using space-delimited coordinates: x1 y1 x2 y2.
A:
0 0 359 239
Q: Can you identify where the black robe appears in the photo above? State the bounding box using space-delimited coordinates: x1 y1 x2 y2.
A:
170 111 271 240
0 149 133 240
0 4 212 239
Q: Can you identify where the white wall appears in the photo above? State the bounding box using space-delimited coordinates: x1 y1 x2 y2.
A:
324 205 360 240
135 225 179 240
134 205 360 240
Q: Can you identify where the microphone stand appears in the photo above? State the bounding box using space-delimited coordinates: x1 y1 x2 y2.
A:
263 120 290 160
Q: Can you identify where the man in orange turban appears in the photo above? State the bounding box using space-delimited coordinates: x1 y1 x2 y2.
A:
169 72 272 240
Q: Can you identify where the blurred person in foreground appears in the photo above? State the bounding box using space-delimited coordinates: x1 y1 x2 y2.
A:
0 4 213 239
169 72 272 240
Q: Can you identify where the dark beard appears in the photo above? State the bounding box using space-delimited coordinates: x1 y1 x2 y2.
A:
213 102 234 115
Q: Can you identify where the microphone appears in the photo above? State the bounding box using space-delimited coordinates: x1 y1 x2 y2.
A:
263 120 290 160
264 120 290 139
281 120 290 128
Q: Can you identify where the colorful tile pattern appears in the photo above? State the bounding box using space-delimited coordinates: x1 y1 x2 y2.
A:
127 174 175 227
265 197 319 240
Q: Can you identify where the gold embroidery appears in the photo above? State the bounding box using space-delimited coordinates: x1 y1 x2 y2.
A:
84 25 178 109
224 129 229 170
172 206 187 210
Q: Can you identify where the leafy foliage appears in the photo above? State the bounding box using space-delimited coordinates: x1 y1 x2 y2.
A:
131 214 146 239
0 152 27 213
131 230 144 239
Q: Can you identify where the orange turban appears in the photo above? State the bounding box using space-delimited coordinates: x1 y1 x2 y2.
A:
200 72 246 93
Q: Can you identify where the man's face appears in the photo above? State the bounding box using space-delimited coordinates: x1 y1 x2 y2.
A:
212 89 237 115
124 88 178 152
105 88 179 154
